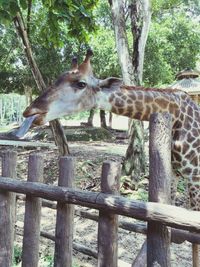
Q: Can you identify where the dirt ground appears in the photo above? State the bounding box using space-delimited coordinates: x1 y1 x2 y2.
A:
0 115 194 266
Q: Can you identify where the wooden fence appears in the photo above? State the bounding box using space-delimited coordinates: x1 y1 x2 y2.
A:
0 112 200 267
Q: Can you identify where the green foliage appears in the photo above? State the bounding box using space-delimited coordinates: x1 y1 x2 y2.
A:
143 11 200 86
0 0 98 43
13 245 22 266
0 0 199 96
90 28 120 78
41 254 53 266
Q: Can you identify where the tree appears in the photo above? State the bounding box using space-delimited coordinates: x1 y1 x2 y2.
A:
143 11 200 86
109 0 151 183
0 0 97 155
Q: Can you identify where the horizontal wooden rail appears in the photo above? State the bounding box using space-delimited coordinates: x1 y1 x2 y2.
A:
17 196 200 246
2 177 200 233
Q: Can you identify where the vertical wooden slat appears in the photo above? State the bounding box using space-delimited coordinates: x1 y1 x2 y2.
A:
98 161 121 267
22 153 43 267
0 151 17 267
54 157 75 267
147 112 172 267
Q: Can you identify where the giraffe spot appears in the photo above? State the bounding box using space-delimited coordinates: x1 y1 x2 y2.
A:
175 109 180 118
187 132 195 143
111 106 118 114
144 94 153 103
192 129 199 137
121 95 127 101
183 119 191 129
190 186 196 191
134 112 143 120
127 99 132 104
193 121 198 128
173 130 181 140
145 105 151 115
192 192 197 198
183 167 192 175
127 93 136 101
195 111 200 121
193 169 199 176
182 143 190 154
127 106 134 113
187 105 193 117
135 101 143 112
179 113 184 121
152 103 159 113
172 151 182 162
115 97 124 108
173 120 183 129
109 94 115 103
192 176 200 182
192 139 200 148
172 162 181 170
137 92 144 101
116 92 123 97
155 98 169 109
182 160 187 166
169 103 178 113
191 156 198 166
191 202 195 208
118 108 125 114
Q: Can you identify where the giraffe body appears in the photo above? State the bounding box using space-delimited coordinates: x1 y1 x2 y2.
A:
22 51 200 210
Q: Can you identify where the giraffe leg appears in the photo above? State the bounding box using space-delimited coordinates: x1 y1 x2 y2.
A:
188 178 200 267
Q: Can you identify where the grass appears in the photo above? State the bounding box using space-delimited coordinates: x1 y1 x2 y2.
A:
12 248 81 267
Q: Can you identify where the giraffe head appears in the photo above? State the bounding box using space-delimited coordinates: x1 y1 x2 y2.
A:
23 50 121 126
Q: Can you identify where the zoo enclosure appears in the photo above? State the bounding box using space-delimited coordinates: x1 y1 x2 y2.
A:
0 113 200 267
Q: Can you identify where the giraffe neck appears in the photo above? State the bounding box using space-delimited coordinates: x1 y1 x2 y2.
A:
96 86 183 121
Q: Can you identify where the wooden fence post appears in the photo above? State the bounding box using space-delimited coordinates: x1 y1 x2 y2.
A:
147 112 172 267
98 161 121 267
0 151 17 267
54 157 75 267
22 153 44 267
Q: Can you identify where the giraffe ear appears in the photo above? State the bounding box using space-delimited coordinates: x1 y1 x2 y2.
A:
99 77 122 89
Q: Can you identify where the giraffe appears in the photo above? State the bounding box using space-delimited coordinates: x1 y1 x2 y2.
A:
22 50 200 211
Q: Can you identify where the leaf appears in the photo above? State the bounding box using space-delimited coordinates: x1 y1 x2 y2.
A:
0 9 12 25
9 1 20 16
19 0 28 9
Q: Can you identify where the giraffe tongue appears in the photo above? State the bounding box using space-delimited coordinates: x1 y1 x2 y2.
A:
14 114 38 138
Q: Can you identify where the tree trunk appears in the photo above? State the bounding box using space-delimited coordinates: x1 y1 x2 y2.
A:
129 0 152 85
13 12 69 155
109 0 136 86
109 0 151 182
87 109 95 127
100 110 107 128
123 120 146 183
24 85 33 106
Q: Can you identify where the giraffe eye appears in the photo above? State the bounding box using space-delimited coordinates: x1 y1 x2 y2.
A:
76 81 87 89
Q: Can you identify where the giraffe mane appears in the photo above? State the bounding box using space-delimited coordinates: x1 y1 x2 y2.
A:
121 85 187 95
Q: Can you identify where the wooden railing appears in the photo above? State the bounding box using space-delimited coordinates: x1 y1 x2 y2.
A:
0 113 199 267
